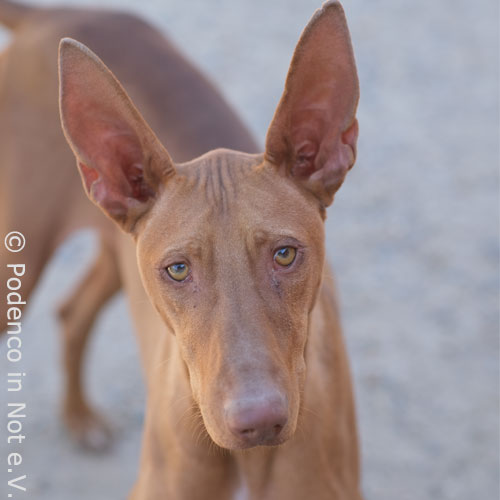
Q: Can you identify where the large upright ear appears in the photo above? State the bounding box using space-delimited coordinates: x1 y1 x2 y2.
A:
265 1 359 207
59 38 175 233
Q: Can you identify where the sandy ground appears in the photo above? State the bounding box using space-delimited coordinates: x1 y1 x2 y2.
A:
0 0 498 499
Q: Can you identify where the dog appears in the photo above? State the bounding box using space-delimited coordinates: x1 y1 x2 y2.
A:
0 0 362 498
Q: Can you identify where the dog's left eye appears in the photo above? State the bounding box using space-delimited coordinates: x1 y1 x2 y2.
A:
166 263 190 281
274 246 296 267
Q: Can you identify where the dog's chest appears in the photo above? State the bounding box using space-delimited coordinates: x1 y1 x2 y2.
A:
234 481 249 500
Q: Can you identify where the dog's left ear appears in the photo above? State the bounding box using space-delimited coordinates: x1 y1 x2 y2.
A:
265 0 359 207
59 38 175 234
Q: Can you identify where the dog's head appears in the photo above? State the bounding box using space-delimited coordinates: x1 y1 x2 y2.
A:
59 1 359 449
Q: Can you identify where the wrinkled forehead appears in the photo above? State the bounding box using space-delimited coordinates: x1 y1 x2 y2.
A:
138 149 324 260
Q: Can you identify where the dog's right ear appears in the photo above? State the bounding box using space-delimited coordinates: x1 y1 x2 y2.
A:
59 38 175 233
265 1 359 208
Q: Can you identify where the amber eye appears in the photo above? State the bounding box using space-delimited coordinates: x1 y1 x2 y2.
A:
166 263 190 281
274 246 296 267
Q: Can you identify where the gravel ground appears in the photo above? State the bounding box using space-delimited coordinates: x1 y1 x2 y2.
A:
1 1 498 499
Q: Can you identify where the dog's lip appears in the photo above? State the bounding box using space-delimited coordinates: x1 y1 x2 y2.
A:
232 433 289 450
208 425 292 451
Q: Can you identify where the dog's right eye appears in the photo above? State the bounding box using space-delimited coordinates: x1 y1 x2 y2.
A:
274 246 297 267
166 263 190 281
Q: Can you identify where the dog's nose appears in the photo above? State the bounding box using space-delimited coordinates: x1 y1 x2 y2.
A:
225 396 288 446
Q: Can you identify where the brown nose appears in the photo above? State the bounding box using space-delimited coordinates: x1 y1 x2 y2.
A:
225 396 288 446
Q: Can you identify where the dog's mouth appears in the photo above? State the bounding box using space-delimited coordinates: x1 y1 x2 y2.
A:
227 426 292 450
204 420 294 450
200 401 297 450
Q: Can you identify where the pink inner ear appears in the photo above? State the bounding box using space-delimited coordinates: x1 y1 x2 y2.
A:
308 118 358 193
124 163 155 202
79 159 154 219
75 122 155 219
289 106 327 178
294 139 318 177
70 105 155 213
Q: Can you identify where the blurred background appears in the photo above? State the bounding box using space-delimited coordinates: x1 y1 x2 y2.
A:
0 0 498 499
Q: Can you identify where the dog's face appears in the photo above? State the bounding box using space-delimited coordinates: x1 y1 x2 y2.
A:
136 150 326 447
59 1 359 449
